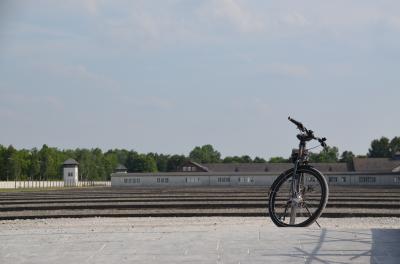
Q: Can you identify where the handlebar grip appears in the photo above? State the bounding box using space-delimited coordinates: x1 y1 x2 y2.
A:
318 137 327 148
288 116 304 131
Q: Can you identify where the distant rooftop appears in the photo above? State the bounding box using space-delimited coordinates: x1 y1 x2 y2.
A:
202 163 349 173
353 158 400 172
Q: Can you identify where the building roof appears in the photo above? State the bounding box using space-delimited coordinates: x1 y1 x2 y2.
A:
353 158 400 172
186 161 209 172
63 158 79 166
393 165 400 173
202 162 349 173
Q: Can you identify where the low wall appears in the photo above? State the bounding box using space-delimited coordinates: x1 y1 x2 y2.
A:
0 181 111 189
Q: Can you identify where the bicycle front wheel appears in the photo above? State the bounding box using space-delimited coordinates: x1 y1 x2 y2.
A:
268 166 328 227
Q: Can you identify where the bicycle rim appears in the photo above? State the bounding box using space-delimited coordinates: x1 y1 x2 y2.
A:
268 167 328 227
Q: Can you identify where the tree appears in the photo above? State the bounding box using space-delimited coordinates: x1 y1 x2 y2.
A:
222 155 256 163
126 152 157 172
253 157 267 163
339 150 355 170
189 144 221 163
268 157 289 163
0 145 7 180
125 151 138 172
103 151 118 180
223 156 242 163
167 155 187 172
309 146 339 163
339 151 355 163
240 155 252 163
28 148 40 180
75 148 93 181
368 137 390 158
390 137 400 156
148 153 169 172
13 149 31 180
4 145 17 181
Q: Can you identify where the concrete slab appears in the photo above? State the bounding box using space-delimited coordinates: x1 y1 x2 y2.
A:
0 217 399 264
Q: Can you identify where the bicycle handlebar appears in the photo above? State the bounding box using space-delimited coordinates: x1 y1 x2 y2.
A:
288 117 305 131
288 116 327 148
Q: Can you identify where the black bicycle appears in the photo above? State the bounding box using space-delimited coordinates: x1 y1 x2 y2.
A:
268 117 329 227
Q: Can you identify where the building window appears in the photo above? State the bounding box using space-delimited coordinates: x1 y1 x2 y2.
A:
186 177 200 183
394 176 400 184
157 178 169 183
238 177 254 183
329 177 338 183
341 177 347 182
124 178 141 184
132 178 140 184
218 177 230 183
359 176 376 183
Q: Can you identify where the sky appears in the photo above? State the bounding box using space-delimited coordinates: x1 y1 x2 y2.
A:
0 0 399 159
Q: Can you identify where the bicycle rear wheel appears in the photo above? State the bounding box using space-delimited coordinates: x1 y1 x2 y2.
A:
268 166 328 227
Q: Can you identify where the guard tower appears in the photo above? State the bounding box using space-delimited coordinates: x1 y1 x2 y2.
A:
115 164 128 173
63 158 79 186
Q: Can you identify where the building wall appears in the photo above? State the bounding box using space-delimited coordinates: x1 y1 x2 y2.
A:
111 172 400 187
63 167 79 186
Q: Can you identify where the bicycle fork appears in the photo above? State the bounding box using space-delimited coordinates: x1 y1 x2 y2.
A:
289 161 302 225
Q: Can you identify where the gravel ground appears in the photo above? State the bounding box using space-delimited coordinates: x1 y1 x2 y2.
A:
1 217 400 231
1 217 399 264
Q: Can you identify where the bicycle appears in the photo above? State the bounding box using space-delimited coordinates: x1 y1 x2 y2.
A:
268 117 329 227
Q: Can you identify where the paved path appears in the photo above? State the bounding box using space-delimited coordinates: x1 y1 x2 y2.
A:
1 217 399 263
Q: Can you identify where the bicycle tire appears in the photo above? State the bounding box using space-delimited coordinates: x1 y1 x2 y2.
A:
268 166 328 227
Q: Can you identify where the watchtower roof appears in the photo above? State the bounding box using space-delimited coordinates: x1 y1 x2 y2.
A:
63 158 79 166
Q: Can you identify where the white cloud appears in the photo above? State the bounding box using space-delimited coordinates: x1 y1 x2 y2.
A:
279 12 309 27
198 0 264 33
0 108 18 119
83 0 99 16
41 63 120 92
119 96 176 111
387 16 400 31
258 63 311 78
229 97 270 116
137 96 175 110
0 93 65 112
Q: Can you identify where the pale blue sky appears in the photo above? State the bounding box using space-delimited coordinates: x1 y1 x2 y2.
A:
1 0 399 158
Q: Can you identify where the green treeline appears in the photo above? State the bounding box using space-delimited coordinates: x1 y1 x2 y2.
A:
0 136 399 181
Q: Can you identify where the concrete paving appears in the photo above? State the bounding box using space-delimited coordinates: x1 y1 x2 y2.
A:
0 217 399 264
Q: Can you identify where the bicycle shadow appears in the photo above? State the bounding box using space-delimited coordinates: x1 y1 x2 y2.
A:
291 228 400 264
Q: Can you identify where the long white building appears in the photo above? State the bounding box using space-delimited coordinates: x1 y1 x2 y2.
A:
111 158 400 187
